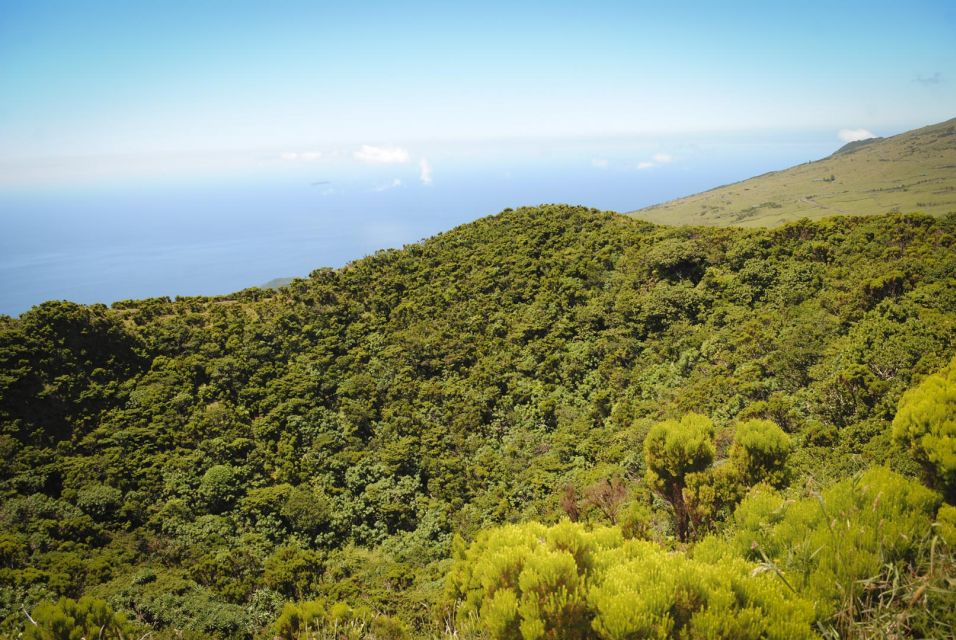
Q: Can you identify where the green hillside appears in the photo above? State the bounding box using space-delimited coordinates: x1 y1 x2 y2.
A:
2 205 954 639
632 118 956 226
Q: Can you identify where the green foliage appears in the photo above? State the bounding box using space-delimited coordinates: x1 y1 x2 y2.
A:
729 419 791 486
644 413 715 540
0 207 954 637
75 484 123 523
22 596 139 640
447 520 816 640
263 544 325 599
273 599 409 640
732 467 951 636
199 464 241 514
892 355 956 501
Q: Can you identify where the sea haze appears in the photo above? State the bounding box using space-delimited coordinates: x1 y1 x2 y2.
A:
0 133 837 316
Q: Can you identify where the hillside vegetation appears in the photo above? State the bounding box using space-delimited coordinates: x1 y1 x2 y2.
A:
632 118 956 226
1 205 955 638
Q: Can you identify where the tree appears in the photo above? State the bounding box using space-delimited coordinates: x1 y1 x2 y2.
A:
729 419 791 486
198 464 240 514
892 356 956 501
643 413 715 541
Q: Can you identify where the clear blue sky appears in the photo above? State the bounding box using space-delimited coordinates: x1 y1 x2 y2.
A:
1 0 954 183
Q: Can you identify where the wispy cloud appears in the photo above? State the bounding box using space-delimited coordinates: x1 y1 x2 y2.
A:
354 145 410 164
279 151 323 161
915 72 943 85
591 158 609 169
636 152 674 170
419 158 433 185
373 178 403 192
838 128 876 143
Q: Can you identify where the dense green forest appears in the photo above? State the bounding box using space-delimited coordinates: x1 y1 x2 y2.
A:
1 205 954 639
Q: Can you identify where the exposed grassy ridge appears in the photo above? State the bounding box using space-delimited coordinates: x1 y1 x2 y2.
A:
632 118 956 226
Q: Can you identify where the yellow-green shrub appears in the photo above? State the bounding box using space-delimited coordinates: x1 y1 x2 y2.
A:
730 419 791 486
446 520 816 640
892 356 956 501
732 467 943 628
23 597 139 640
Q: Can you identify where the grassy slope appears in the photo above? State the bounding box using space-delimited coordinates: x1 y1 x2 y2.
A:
631 117 956 227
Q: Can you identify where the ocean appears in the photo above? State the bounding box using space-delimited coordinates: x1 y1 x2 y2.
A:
0 133 837 316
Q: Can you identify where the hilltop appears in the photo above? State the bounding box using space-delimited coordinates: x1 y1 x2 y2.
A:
632 117 956 226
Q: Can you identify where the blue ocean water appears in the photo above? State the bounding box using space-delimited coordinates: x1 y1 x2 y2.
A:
0 135 836 316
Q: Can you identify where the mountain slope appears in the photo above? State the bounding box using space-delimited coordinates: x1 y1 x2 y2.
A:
2 205 955 637
631 117 956 226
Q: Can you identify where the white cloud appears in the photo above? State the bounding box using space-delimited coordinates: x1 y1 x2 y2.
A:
838 128 876 143
373 178 403 192
591 158 609 169
279 151 323 162
419 158 433 185
354 145 410 164
635 152 674 171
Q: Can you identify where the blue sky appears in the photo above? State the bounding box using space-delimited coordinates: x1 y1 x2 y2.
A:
1 0 954 184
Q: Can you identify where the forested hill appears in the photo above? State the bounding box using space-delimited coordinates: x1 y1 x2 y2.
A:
632 117 956 226
1 205 955 638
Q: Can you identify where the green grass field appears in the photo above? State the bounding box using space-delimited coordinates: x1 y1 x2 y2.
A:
631 117 956 227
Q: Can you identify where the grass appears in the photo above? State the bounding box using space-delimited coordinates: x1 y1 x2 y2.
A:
630 117 956 227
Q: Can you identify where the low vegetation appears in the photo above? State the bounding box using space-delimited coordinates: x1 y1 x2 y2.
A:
633 118 956 226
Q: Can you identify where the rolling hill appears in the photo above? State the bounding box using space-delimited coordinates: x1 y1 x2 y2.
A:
631 117 956 226
2 204 954 638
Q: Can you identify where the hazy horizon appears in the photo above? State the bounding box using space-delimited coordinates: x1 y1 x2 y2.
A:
1 0 954 315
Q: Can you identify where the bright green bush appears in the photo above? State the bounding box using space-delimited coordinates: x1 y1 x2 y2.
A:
23 596 139 640
892 356 956 501
272 598 408 640
446 520 816 640
730 419 791 486
644 413 716 540
937 503 956 546
733 467 944 634
273 599 327 639
75 484 123 522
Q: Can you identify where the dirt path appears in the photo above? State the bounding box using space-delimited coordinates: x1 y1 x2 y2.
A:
800 196 851 215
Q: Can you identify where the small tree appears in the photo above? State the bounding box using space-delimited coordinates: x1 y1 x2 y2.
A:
730 419 791 486
892 357 956 501
583 477 628 524
643 413 715 541
199 464 240 514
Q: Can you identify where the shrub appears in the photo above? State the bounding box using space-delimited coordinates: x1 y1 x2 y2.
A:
22 596 139 640
446 520 816 640
892 356 956 501
643 414 715 540
733 467 946 636
199 464 240 514
729 419 791 486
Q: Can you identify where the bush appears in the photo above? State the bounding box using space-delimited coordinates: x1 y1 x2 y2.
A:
446 520 816 640
732 467 948 636
199 464 240 514
23 596 140 640
643 414 716 540
729 419 791 486
892 356 956 501
75 484 123 522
